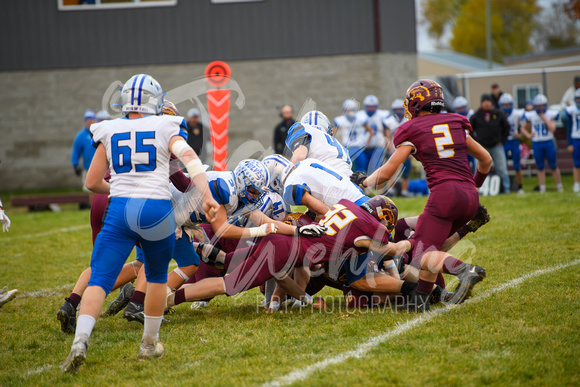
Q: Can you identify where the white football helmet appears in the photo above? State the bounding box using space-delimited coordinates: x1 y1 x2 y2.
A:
301 111 333 136
233 159 270 209
343 99 359 119
121 74 164 116
363 95 379 107
533 94 548 114
391 98 405 118
498 93 514 115
262 155 295 195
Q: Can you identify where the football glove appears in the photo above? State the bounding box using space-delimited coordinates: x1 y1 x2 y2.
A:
73 165 82 177
466 203 491 233
350 171 368 188
296 224 327 237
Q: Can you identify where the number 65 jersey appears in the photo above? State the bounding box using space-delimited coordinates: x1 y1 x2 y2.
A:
393 113 475 190
91 115 188 200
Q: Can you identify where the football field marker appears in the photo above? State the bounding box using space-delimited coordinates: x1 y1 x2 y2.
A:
2 224 91 241
263 258 580 387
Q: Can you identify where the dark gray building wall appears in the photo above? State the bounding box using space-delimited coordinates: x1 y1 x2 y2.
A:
0 0 415 71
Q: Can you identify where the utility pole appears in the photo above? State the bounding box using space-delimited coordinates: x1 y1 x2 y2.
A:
486 0 492 69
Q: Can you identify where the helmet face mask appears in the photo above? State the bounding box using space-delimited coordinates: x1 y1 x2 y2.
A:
404 79 445 120
121 74 164 116
533 94 548 114
498 93 514 115
233 160 270 210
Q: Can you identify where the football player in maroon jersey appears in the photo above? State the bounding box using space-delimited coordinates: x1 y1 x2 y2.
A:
352 79 491 312
166 197 416 309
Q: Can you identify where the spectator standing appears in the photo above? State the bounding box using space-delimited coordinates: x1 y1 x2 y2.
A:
560 75 580 107
185 108 204 156
491 83 503 108
71 109 97 207
470 94 511 194
273 105 295 155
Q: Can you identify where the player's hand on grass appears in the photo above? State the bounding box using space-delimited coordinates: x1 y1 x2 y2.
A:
0 209 10 232
350 171 368 188
296 224 327 237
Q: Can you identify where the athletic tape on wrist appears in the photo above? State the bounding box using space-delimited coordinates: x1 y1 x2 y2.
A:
249 224 268 238
185 159 205 178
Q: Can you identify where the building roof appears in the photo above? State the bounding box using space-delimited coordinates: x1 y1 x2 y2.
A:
418 50 504 72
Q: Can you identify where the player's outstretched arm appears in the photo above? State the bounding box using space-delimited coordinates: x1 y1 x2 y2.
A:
363 145 413 188
85 144 111 194
169 136 219 222
290 145 309 165
212 206 278 239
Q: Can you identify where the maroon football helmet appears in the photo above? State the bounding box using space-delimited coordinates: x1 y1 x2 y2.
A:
162 100 179 116
360 195 398 232
403 79 445 120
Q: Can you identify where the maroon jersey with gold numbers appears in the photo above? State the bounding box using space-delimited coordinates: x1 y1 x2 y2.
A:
393 113 475 189
300 199 391 264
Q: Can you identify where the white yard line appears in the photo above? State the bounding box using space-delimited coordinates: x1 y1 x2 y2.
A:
17 283 76 299
264 258 580 387
2 224 90 241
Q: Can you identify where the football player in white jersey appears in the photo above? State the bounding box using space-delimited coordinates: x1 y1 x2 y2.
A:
357 95 389 174
286 110 352 178
384 99 412 195
521 94 563 193
334 99 374 174
564 88 580 192
62 74 220 373
499 93 526 194
263 154 369 219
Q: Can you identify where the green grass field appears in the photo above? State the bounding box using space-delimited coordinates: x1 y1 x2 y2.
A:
1 176 579 386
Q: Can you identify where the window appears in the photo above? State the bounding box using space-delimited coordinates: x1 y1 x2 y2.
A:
58 0 177 11
513 84 542 109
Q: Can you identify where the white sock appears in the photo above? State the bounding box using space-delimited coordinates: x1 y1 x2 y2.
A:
75 315 96 339
556 183 563 191
539 185 546 193
143 315 163 341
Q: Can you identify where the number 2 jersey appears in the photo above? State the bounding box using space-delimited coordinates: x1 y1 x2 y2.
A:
285 123 352 178
91 115 188 200
393 113 475 190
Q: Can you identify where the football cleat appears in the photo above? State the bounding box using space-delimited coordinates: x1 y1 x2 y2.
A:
0 287 18 308
450 263 486 304
397 289 431 313
123 301 145 325
57 298 77 334
430 286 455 305
139 336 164 360
61 334 88 374
466 203 491 233
106 283 135 317
190 301 209 310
